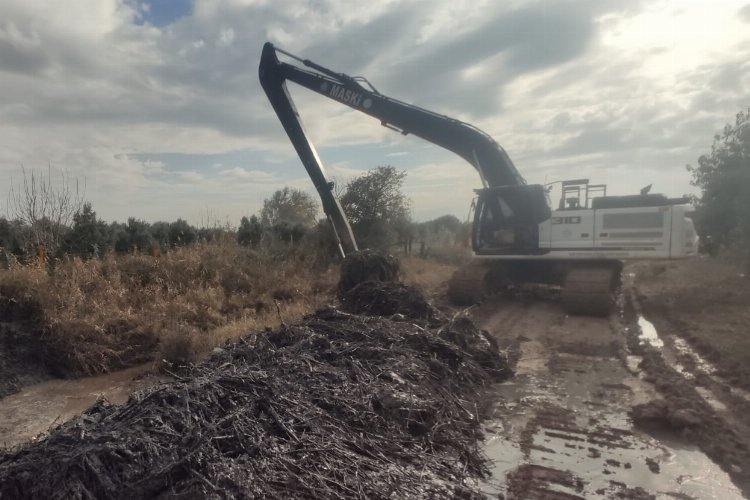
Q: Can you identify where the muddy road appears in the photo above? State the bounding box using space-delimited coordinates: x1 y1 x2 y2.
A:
470 292 747 499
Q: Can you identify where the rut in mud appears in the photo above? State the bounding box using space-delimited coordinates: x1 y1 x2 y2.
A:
473 294 746 499
0 282 513 499
624 282 750 497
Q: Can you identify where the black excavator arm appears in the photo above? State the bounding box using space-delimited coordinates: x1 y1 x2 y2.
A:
258 42 549 256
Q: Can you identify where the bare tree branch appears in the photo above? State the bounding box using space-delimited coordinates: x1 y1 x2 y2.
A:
8 164 85 257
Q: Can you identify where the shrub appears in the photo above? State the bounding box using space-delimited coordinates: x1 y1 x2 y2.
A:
0 240 337 376
159 325 206 367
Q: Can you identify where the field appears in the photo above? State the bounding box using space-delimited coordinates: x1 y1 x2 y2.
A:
2 248 750 498
0 241 338 396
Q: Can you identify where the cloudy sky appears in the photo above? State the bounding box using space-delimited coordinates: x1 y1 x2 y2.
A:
1 0 748 225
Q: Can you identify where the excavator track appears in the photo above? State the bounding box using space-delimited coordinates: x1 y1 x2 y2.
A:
447 263 490 305
561 266 620 316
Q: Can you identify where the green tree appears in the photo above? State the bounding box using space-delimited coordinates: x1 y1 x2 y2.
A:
0 217 23 256
687 108 750 264
60 203 110 258
124 218 153 253
260 187 319 227
413 214 464 257
270 221 308 245
0 217 25 266
297 220 340 269
340 166 410 250
168 219 197 247
429 214 463 235
392 216 415 256
151 222 171 250
237 215 263 247
110 221 129 253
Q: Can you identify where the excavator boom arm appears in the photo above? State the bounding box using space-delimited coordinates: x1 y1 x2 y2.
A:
258 42 534 255
259 43 525 187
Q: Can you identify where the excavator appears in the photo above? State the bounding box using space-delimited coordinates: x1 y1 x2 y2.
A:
258 42 699 315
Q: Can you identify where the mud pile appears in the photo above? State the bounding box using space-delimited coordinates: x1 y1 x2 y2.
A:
338 250 400 293
340 280 439 323
0 289 511 498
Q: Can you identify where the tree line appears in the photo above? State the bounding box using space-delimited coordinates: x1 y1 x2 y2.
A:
1 165 469 265
0 206 226 261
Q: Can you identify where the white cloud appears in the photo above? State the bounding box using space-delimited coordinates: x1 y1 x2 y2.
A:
217 166 277 182
218 27 235 46
0 0 747 225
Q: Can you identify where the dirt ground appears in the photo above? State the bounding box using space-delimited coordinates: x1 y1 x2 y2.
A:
631 256 750 389
466 255 750 498
2 255 750 498
626 256 750 496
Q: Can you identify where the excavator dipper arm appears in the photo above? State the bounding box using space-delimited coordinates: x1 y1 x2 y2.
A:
258 44 358 256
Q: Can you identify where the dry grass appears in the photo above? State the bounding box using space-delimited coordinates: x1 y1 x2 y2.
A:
400 256 458 299
0 240 465 379
0 241 338 376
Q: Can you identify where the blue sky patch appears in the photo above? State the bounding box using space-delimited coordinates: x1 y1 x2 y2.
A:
133 0 193 27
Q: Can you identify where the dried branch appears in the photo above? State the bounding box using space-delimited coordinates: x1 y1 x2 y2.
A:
7 164 85 256
0 284 513 499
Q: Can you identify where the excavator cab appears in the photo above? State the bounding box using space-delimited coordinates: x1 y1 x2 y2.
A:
473 184 551 255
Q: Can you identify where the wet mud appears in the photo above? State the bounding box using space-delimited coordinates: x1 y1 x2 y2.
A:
471 297 745 499
624 285 750 496
0 363 161 448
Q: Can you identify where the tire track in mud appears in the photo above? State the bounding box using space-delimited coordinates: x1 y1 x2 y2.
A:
625 285 750 497
472 295 745 499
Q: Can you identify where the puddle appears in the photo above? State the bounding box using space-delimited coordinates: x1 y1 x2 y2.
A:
672 337 717 375
473 298 747 498
668 339 750 404
637 315 664 348
480 433 525 493
0 364 162 448
671 361 694 380
730 386 750 403
626 355 642 374
659 330 750 406
695 386 729 412
514 340 549 375
478 354 744 498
